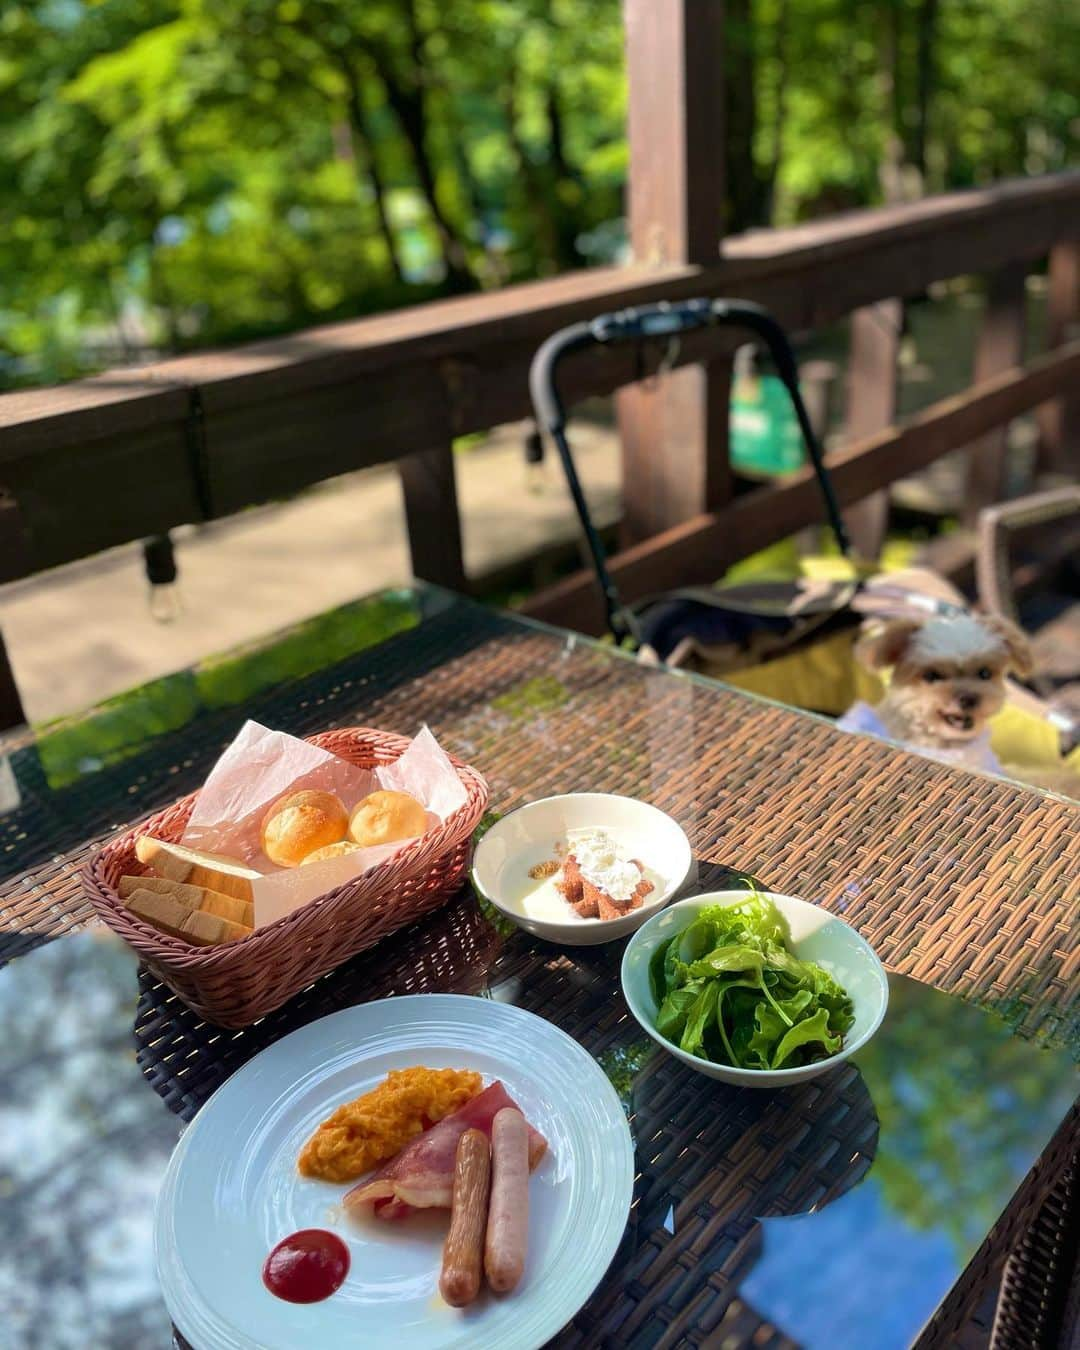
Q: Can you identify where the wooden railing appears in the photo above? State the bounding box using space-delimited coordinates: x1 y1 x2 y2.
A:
2 176 1078 603
0 0 1078 653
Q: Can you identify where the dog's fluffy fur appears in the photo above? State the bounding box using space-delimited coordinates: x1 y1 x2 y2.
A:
854 612 1031 758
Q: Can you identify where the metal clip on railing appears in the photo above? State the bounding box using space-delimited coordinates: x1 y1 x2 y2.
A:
529 299 851 644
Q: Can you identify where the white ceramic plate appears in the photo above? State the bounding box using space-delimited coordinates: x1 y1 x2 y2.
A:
622 892 889 1087
472 793 694 945
155 994 634 1350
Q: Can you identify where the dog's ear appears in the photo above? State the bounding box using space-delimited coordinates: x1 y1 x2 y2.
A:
854 619 921 671
983 614 1033 678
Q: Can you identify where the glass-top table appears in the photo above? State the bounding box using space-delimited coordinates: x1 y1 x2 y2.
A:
1 584 1077 1349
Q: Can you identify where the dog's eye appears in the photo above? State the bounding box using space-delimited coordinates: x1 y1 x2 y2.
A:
923 669 943 683
977 667 992 680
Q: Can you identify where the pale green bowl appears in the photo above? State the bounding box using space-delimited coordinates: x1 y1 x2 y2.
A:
620 891 889 1087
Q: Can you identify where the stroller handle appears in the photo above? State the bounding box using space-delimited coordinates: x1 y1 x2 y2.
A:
528 299 851 642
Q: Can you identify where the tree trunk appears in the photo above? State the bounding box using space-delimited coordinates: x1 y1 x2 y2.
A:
912 0 939 184
378 0 475 292
762 0 789 222
106 274 137 361
879 0 907 203
447 128 497 282
723 0 766 232
545 84 582 268
501 72 563 273
546 83 573 186
147 239 182 354
419 10 502 283
380 75 474 290
436 89 502 283
341 63 405 286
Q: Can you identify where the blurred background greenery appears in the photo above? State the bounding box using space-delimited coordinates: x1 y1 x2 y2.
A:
2 0 1077 390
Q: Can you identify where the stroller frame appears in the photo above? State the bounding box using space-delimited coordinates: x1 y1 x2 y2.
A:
528 298 851 643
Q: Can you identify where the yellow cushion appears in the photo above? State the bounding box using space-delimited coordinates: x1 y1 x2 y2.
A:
989 703 1080 771
722 629 883 716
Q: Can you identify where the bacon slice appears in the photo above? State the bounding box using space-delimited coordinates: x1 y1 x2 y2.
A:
344 1081 547 1220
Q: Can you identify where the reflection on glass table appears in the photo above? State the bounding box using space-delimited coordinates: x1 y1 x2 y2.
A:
1 920 1074 1350
629 973 1076 1349
0 931 182 1348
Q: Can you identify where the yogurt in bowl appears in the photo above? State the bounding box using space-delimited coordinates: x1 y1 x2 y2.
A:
472 793 693 946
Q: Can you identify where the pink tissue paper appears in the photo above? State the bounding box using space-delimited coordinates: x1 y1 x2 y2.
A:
181 720 468 927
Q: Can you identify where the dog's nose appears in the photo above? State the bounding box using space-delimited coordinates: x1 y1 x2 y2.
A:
958 693 979 711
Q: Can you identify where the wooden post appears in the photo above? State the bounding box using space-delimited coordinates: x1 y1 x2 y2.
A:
616 0 730 545
1035 240 1080 476
800 361 838 442
843 300 901 561
963 261 1027 522
0 490 28 728
0 631 25 731
398 443 467 591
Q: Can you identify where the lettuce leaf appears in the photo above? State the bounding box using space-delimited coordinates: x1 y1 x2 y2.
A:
649 935 674 1006
679 982 720 1058
647 889 855 1072
696 895 791 948
771 1007 841 1068
687 944 766 979
656 981 705 1042
676 915 720 964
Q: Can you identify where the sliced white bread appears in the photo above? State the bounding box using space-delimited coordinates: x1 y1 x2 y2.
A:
118 873 254 927
123 887 251 945
134 837 261 901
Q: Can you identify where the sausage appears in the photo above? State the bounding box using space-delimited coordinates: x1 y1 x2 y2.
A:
484 1107 530 1293
439 1128 491 1307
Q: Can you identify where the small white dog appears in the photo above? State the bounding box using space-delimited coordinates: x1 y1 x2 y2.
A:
838 611 1032 774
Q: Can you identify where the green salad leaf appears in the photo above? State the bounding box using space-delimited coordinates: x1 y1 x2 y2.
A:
648 889 855 1072
772 1007 841 1068
655 982 704 1041
680 982 720 1058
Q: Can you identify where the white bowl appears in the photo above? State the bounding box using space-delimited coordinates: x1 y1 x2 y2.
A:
621 891 888 1086
472 793 693 946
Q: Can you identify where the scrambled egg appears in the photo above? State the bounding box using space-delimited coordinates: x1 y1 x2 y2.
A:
298 1066 482 1182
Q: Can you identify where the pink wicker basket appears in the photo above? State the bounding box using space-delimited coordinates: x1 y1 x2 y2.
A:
82 727 489 1027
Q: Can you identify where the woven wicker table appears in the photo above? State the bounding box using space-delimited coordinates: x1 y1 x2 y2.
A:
0 584 1076 1350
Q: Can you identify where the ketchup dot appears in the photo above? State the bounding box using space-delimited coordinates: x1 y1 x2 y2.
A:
263 1229 350 1303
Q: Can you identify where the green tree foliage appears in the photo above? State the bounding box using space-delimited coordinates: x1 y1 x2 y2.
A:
0 0 1076 387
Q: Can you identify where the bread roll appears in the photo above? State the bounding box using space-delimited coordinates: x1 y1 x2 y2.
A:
300 840 362 866
135 837 261 900
349 789 427 847
261 790 348 868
